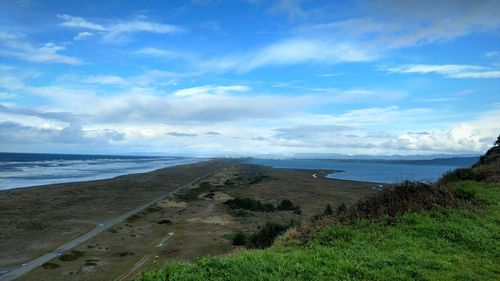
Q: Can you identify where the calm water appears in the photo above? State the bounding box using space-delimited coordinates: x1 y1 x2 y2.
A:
0 153 207 190
246 158 467 184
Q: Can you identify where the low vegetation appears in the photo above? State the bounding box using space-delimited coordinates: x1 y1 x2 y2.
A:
231 221 297 249
59 250 85 262
136 135 500 281
439 134 500 184
224 197 301 214
175 181 216 201
224 197 275 212
41 262 60 269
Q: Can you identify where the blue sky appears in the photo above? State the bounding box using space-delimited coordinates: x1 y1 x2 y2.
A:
0 0 499 156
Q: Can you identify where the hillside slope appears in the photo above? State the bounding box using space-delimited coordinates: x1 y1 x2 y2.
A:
136 136 500 281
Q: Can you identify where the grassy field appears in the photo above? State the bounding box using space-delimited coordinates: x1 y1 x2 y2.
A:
136 180 500 280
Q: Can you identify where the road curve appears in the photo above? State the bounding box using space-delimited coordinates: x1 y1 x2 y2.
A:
0 171 214 281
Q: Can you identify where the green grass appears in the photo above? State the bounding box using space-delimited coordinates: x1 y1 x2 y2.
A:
136 181 499 280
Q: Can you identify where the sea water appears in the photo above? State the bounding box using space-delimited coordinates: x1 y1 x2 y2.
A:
0 153 206 190
246 158 470 184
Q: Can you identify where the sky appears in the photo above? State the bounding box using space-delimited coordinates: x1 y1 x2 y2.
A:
0 0 499 157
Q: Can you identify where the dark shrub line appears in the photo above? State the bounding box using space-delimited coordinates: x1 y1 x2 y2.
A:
232 221 297 249
224 197 301 213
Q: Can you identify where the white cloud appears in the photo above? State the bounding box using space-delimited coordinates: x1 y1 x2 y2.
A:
167 131 197 137
1 62 496 155
269 0 308 20
58 14 106 31
58 14 184 42
382 64 500 79
483 50 500 58
79 70 194 87
173 85 250 97
84 75 127 85
133 47 178 58
0 31 82 65
383 110 500 153
74 31 93 41
293 0 500 54
203 38 375 72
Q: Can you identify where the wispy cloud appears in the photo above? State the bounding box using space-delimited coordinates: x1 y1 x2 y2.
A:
268 0 308 20
296 0 500 51
79 70 195 86
84 75 127 85
483 50 500 58
381 64 500 79
202 37 375 72
167 131 197 137
58 14 184 42
0 31 82 64
173 85 250 97
74 31 93 41
58 14 106 31
133 47 179 58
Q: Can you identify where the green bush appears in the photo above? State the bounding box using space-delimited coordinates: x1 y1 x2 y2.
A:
246 221 296 249
323 204 333 215
59 250 85 262
225 197 301 213
454 185 477 201
224 197 275 212
277 199 301 213
232 231 247 246
41 262 60 269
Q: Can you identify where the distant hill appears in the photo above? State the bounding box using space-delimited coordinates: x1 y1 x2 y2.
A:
378 156 480 167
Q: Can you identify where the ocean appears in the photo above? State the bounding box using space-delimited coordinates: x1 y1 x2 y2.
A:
246 158 474 184
0 153 207 190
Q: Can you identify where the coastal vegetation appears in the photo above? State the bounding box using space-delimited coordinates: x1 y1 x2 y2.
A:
231 221 297 249
224 197 301 213
136 135 500 280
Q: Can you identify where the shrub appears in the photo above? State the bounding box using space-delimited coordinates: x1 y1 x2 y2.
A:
454 185 477 201
336 203 347 214
176 181 216 201
277 199 302 213
224 197 275 212
246 221 296 249
59 250 85 262
41 262 60 269
232 231 247 246
233 209 250 217
324 204 333 215
439 168 475 185
278 199 294 210
340 181 457 222
225 197 301 214
157 219 172 225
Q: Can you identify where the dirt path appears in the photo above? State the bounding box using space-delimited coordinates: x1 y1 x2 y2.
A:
113 254 151 281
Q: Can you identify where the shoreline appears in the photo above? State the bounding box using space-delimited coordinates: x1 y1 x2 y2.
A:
0 158 211 192
0 160 231 268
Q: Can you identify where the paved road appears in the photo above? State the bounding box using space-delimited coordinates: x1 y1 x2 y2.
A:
0 171 214 281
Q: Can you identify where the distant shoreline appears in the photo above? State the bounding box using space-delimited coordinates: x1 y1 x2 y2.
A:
0 156 210 191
